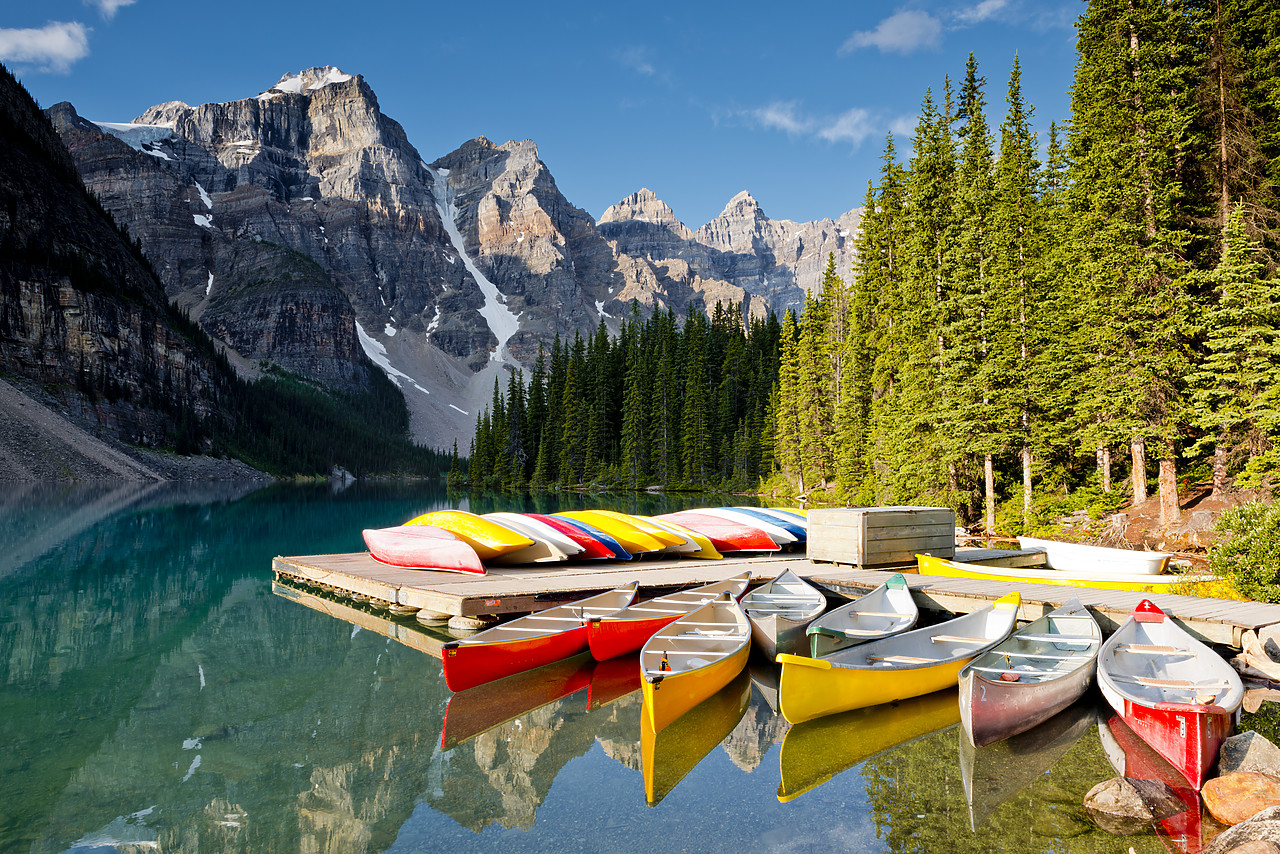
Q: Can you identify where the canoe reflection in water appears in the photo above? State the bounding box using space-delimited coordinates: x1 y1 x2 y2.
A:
641 669 752 806
440 652 596 749
1098 710 1208 854
958 699 1095 830
776 688 961 803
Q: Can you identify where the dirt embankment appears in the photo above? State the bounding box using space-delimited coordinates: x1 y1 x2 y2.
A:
0 377 268 482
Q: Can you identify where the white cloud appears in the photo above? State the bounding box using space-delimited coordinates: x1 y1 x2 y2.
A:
616 45 655 76
840 10 942 55
0 22 90 74
85 0 136 19
818 108 876 145
750 101 812 135
954 0 1010 24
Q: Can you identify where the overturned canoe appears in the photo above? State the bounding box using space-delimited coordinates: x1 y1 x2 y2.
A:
1018 535 1171 576
362 525 486 575
958 597 1101 747
917 553 1210 593
741 568 827 658
526 513 624 560
777 592 1021 724
806 573 918 657
403 509 534 561
441 581 639 691
555 511 666 555
655 511 780 553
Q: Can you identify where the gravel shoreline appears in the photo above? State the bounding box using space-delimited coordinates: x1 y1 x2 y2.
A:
0 377 271 483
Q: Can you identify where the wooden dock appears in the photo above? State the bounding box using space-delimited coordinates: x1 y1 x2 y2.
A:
272 549 1280 649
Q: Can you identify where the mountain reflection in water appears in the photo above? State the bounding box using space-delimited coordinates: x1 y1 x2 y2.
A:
0 484 1195 853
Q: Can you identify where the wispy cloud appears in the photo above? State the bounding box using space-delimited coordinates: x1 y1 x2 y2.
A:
954 0 1010 24
0 22 91 74
615 45 656 76
84 0 136 20
839 10 942 55
742 100 909 148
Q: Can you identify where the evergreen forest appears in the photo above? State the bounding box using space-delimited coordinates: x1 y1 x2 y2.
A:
466 0 1280 530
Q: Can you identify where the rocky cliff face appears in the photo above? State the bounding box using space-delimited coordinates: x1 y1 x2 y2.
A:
0 66 229 450
599 188 860 320
48 67 862 447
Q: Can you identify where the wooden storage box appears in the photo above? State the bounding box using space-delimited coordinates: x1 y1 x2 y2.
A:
807 506 955 566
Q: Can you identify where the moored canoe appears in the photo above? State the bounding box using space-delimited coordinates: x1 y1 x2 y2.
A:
958 597 1101 747
587 572 751 661
1018 535 1172 575
917 553 1211 592
806 573 918 657
777 592 1021 724
1097 598 1243 790
741 568 826 658
640 593 751 733
441 581 639 691
362 525 486 575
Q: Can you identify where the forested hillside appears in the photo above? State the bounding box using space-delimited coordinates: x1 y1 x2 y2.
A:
469 0 1280 529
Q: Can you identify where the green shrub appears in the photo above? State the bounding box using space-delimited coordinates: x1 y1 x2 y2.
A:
1209 502 1280 602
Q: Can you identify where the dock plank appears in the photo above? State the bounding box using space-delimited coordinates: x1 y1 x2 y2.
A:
272 552 1280 649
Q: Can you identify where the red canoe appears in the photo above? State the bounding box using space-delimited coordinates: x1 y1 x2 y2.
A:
362 525 485 575
1097 599 1243 790
587 572 751 661
441 582 638 692
655 511 780 552
525 513 618 559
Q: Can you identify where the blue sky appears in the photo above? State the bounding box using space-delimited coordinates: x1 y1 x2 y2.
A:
6 1 1081 228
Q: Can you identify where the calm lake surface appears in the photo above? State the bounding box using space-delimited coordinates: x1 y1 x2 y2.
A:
0 482 1232 853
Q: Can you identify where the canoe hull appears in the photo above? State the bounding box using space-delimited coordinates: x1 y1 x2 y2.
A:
917 553 1207 592
363 526 485 574
959 663 1094 748
749 614 810 660
807 575 917 657
1102 691 1234 791
778 654 970 724
642 643 750 733
1018 535 1171 575
589 614 682 661
443 625 588 692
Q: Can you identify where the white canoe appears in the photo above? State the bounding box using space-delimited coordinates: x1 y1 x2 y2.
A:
806 573 918 657
741 568 827 658
1017 535 1172 576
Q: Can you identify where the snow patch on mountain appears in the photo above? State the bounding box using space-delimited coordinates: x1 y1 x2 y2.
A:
262 67 353 98
429 166 520 365
356 321 430 396
93 120 174 150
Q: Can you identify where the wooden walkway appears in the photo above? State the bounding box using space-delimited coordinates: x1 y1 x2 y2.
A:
271 549 1280 649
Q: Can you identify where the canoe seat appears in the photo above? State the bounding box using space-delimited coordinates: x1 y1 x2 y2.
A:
679 629 740 638
998 650 1089 661
1113 644 1187 655
930 635 990 644
1013 634 1098 645
1109 674 1230 689
970 665 1059 677
866 654 933 664
852 611 909 618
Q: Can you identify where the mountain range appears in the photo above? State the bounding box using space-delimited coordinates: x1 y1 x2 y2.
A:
46 66 861 448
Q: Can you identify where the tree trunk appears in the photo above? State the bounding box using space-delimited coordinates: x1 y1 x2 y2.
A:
1131 437 1147 503
984 453 996 533
1212 441 1227 496
1097 445 1112 493
1022 445 1033 523
1158 450 1180 527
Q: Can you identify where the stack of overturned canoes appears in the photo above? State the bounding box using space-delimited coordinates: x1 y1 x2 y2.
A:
361 506 807 574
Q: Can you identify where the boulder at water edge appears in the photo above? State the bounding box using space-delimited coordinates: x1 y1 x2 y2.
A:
1204 805 1280 853
1084 777 1185 835
1221 732 1280 778
1204 773 1280 826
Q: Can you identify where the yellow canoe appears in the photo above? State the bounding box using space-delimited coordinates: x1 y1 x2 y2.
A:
777 687 960 802
403 510 534 561
580 510 689 550
556 510 668 554
640 595 751 733
643 516 723 560
916 553 1212 592
776 592 1020 725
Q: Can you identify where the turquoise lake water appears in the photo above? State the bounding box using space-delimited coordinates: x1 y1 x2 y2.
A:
0 482 1212 853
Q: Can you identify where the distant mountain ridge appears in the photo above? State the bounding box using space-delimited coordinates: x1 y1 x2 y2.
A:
47 66 862 446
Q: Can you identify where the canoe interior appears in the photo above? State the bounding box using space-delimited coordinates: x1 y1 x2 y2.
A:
1101 615 1243 709
828 598 1017 670
966 611 1101 684
640 599 750 677
742 570 826 621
